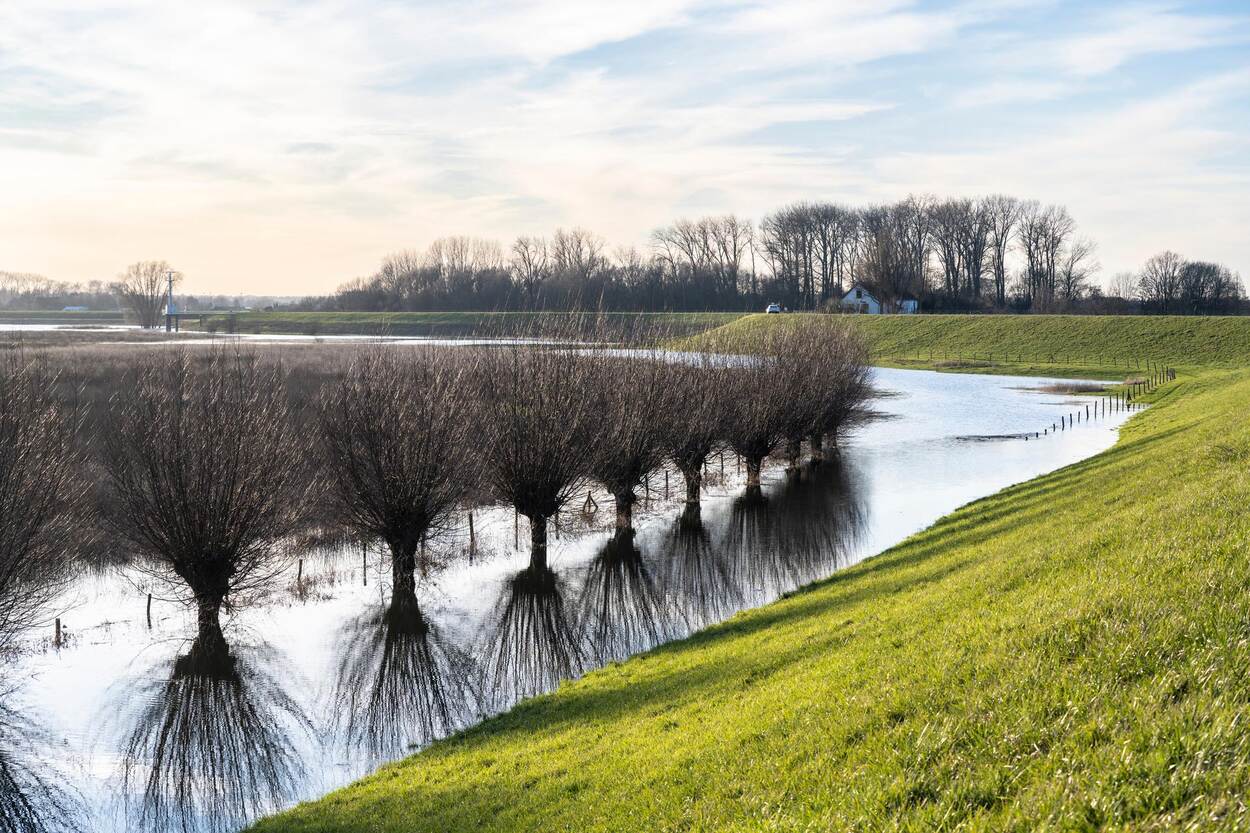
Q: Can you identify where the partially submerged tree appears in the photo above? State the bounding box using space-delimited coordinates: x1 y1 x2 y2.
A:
721 332 794 494
585 351 673 529
102 351 313 650
0 357 84 654
318 348 476 595
659 358 727 504
112 261 179 329
802 322 874 457
473 342 597 571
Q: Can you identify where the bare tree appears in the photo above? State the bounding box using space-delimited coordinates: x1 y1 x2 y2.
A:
101 351 314 650
510 236 549 305
985 195 1023 307
585 352 673 530
318 348 476 596
722 332 795 493
659 359 727 504
1138 251 1185 313
473 338 598 571
112 261 180 328
1109 271 1139 300
1057 237 1100 303
0 357 84 654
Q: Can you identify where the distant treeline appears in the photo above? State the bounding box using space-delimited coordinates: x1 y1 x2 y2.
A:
0 270 291 316
292 195 1244 316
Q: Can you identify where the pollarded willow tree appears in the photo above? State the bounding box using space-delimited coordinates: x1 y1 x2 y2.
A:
770 320 874 465
659 357 728 505
722 332 795 494
806 322 874 457
473 341 597 571
585 351 674 530
318 348 477 596
0 357 85 655
102 350 314 651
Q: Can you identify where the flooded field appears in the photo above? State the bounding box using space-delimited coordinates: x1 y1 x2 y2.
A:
9 367 1132 833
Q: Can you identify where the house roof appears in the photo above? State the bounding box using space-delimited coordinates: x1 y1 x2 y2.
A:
840 284 879 301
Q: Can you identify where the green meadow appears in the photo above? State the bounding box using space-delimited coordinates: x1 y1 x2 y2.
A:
253 315 1250 832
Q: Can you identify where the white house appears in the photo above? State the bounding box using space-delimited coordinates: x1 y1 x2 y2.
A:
838 284 921 314
839 284 882 314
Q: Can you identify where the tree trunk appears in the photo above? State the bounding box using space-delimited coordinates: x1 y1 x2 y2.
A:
745 457 762 488
392 544 417 598
784 438 802 472
809 433 825 463
613 490 636 530
529 514 548 572
678 462 703 504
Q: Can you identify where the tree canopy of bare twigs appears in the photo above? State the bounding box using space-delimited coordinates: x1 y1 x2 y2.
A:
721 335 794 492
101 350 313 644
473 339 598 571
659 357 728 504
584 351 674 529
111 261 179 329
318 348 477 593
0 357 85 654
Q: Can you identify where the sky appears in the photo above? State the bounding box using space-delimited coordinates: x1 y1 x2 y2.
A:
1 0 1248 296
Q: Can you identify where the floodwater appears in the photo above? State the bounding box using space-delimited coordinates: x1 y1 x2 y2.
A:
6 367 1134 833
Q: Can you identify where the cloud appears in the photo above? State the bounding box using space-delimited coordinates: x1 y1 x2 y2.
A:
0 0 1246 291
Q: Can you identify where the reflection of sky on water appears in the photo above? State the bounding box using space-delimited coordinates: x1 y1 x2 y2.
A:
8 367 1132 832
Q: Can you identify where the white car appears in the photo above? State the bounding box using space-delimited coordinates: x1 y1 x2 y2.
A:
765 303 782 314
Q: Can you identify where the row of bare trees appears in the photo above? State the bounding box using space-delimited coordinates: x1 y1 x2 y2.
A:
0 320 872 662
0 327 870 830
318 194 1224 314
1116 251 1244 315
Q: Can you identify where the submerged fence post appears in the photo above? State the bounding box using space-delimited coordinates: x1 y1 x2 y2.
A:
146 593 152 628
54 618 62 647
362 541 367 586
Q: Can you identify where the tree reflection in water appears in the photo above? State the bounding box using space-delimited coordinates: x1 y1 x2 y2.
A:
0 693 78 833
332 583 478 763
659 503 744 632
577 528 677 663
113 626 313 833
481 566 585 709
722 457 867 604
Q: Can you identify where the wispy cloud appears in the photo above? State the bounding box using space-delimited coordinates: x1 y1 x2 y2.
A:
0 0 1246 291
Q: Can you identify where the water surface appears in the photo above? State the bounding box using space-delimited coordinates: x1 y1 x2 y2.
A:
8 367 1133 832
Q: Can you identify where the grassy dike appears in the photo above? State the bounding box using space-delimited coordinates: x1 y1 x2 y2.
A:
186 310 745 338
253 320 1250 832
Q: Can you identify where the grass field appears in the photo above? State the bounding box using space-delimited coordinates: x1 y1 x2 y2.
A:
695 313 1250 371
187 310 746 338
0 309 127 325
251 318 1250 832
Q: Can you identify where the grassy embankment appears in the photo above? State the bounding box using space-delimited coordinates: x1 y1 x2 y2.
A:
187 310 746 338
254 314 1250 832
701 313 1250 379
0 309 126 325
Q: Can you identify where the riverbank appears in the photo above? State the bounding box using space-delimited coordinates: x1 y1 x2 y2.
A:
252 341 1250 830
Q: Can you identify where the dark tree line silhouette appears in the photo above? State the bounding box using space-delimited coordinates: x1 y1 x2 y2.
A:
282 195 1243 315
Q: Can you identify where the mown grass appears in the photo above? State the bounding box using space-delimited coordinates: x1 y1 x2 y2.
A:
693 313 1250 372
187 310 745 338
252 346 1250 829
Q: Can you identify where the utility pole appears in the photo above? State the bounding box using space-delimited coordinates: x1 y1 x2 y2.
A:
165 269 178 333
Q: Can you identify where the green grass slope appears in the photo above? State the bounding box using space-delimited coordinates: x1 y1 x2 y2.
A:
698 313 1250 369
188 311 744 338
253 362 1250 831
